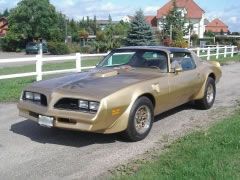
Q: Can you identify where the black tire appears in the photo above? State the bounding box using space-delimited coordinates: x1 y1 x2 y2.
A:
195 77 216 110
122 96 154 142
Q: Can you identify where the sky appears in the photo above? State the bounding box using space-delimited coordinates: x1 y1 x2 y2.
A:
0 0 239 32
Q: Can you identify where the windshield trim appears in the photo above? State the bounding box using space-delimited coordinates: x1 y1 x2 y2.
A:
97 49 169 72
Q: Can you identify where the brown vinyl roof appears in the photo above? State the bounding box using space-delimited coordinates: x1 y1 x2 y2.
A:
157 0 205 19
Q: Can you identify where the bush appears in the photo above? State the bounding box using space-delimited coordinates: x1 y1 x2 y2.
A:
0 32 24 52
162 37 172 47
48 42 70 55
191 34 199 47
80 46 95 53
171 39 188 48
68 43 81 53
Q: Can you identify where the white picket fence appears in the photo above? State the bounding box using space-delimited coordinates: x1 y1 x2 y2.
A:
0 53 108 81
189 45 237 61
0 45 238 81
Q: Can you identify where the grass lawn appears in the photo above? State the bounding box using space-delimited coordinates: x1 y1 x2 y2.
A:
202 54 240 64
0 58 101 75
115 110 240 180
0 58 101 102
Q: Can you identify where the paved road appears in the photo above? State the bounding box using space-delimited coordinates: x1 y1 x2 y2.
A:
0 63 240 179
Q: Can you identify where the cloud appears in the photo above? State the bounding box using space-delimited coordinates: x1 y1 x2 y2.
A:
51 0 133 20
144 6 158 15
206 8 240 32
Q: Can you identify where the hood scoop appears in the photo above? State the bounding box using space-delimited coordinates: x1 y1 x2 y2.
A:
94 70 119 78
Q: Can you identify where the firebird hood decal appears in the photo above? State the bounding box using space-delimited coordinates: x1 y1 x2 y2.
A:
30 68 161 100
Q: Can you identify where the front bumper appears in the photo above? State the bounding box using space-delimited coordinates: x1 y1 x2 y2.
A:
18 99 109 133
18 98 129 134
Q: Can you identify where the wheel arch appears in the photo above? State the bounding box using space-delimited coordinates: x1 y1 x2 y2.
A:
208 72 216 81
138 93 156 108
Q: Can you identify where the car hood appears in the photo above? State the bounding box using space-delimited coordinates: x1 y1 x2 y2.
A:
28 68 161 100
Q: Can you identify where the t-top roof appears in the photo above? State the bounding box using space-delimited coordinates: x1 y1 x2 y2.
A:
117 46 190 53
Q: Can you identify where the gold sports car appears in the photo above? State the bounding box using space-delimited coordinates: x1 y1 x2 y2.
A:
18 46 222 141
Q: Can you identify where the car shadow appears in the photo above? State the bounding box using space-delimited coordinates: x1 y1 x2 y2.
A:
10 103 195 148
154 102 194 122
10 120 120 148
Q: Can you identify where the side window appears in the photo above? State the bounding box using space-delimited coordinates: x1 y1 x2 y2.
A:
171 52 196 71
142 51 168 72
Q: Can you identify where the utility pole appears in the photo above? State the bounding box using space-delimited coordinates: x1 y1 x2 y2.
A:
188 28 191 48
65 18 68 43
170 24 173 41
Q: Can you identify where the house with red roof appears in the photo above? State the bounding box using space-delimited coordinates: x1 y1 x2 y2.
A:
205 18 229 35
122 15 134 23
156 0 206 38
0 17 8 37
145 16 158 30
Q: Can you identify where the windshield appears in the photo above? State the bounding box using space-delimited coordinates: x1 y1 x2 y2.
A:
98 49 168 72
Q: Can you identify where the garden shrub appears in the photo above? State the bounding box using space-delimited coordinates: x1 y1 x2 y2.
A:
171 39 188 48
68 43 81 53
48 42 70 55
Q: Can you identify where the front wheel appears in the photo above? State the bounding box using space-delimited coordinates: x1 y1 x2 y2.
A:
195 77 216 109
123 97 154 142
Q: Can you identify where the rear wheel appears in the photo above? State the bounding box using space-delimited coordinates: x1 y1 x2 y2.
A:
195 77 216 109
123 97 154 142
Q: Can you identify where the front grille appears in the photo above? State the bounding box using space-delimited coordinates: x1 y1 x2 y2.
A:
54 98 79 110
54 98 98 113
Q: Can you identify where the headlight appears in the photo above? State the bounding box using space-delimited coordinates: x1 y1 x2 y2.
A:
79 100 89 109
25 92 34 100
24 91 41 101
89 101 100 111
34 93 41 101
78 100 100 112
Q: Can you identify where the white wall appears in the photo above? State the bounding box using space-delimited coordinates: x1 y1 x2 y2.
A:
157 14 205 39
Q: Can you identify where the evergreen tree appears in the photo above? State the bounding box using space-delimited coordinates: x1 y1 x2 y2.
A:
108 14 112 24
161 0 187 40
0 9 9 18
125 9 155 46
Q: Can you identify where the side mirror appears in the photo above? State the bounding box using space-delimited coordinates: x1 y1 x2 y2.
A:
175 67 183 74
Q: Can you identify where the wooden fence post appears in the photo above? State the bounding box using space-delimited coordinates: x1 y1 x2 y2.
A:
216 46 219 59
197 47 200 57
36 55 43 81
207 47 211 60
231 46 234 57
76 53 81 72
224 46 227 58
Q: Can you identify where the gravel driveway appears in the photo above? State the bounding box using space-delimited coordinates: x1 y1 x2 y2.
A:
0 63 240 180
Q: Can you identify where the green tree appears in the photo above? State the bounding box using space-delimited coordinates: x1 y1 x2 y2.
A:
161 0 187 41
204 30 215 37
0 9 9 18
7 0 63 41
108 14 112 24
125 9 155 46
93 22 129 52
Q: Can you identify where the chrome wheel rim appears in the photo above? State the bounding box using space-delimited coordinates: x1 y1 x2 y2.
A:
134 105 151 134
206 84 214 104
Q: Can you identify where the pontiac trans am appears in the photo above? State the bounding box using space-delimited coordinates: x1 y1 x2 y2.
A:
18 46 222 141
